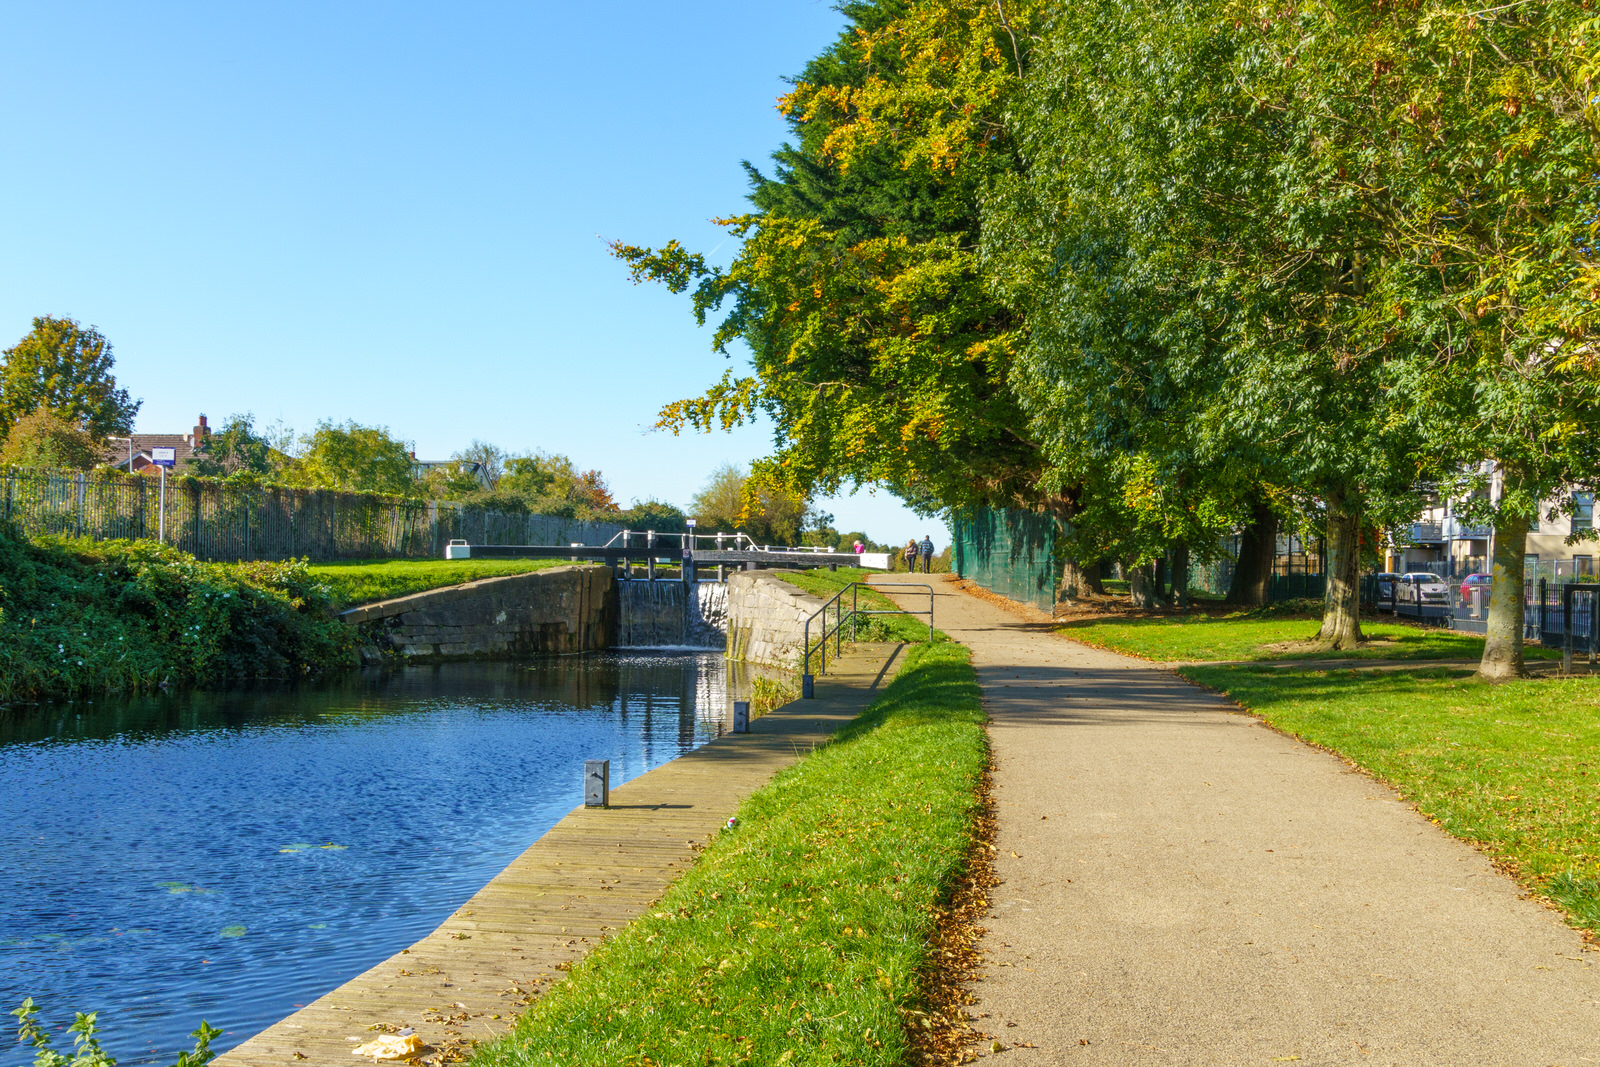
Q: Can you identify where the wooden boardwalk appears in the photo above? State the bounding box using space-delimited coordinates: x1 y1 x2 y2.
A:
216 643 906 1067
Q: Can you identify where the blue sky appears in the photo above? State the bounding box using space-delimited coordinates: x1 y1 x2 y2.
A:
0 1 949 546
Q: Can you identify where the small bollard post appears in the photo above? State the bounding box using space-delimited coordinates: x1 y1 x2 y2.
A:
802 672 815 699
584 759 610 808
733 701 750 733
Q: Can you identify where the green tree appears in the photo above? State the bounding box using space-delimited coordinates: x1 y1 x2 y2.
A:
0 316 140 441
292 420 417 496
690 463 809 544
988 0 1439 645
1243 0 1600 678
613 1 1052 524
0 405 104 470
499 451 618 513
451 439 505 490
622 498 689 533
188 414 273 478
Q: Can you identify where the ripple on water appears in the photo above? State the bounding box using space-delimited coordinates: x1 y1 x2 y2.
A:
0 653 735 1067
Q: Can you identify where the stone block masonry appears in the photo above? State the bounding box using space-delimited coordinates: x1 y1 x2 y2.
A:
724 571 826 669
341 565 615 660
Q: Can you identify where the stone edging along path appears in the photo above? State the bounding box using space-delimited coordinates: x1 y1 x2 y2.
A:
214 642 906 1067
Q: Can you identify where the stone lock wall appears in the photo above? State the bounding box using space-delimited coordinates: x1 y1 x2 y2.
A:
723 571 826 669
342 565 616 661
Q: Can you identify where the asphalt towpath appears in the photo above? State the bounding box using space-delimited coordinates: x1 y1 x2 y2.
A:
871 576 1600 1066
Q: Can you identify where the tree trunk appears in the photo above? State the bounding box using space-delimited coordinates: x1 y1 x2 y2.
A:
1059 556 1095 605
1153 556 1168 604
1227 501 1277 606
1084 560 1105 595
1478 520 1529 681
1315 498 1364 651
1129 561 1158 608
1171 543 1190 607
1045 502 1101 606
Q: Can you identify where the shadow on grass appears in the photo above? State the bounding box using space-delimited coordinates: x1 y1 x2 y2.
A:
1057 609 1559 663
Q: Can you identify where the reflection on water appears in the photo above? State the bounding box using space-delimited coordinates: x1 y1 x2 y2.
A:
0 653 739 1066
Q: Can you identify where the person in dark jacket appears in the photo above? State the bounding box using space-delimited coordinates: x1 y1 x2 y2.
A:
918 535 934 573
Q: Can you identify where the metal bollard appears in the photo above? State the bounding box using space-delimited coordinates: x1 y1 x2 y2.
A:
733 701 750 733
802 673 815 699
584 759 610 808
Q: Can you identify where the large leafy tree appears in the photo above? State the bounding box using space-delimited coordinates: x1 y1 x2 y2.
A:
1243 0 1600 678
290 420 417 496
188 413 274 478
614 1 1052 522
0 406 104 470
0 316 139 441
989 0 1436 647
499 451 619 513
689 462 811 544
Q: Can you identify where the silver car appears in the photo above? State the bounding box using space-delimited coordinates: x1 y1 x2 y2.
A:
1398 572 1450 604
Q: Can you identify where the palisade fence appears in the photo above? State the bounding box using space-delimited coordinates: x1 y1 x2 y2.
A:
0 468 627 562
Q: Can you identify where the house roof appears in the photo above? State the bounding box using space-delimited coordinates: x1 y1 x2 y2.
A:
104 416 211 472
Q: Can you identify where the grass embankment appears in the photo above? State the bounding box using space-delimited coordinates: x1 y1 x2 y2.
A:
0 526 354 702
1062 608 1559 662
472 641 986 1067
1059 608 1599 931
777 567 949 644
306 558 571 610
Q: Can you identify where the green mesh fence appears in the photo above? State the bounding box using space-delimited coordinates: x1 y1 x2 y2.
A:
951 507 1061 612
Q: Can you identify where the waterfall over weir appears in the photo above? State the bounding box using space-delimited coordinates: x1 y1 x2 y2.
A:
617 581 729 650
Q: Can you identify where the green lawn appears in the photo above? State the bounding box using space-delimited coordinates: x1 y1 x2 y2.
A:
1185 663 1600 930
775 567 948 644
307 558 574 610
470 641 986 1067
1061 610 1560 663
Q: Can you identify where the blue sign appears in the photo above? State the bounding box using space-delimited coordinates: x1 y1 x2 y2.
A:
151 447 177 468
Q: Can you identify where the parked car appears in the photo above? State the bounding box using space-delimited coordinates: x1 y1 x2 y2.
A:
1457 572 1493 607
1374 572 1401 600
1398 572 1450 605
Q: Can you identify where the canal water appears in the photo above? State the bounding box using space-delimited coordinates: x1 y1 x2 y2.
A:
0 652 742 1066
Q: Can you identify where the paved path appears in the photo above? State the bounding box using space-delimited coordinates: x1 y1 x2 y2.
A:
873 577 1600 1065
216 643 906 1067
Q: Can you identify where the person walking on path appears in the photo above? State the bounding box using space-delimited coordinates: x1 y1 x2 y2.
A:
867 574 1600 1063
902 539 917 572
918 534 934 573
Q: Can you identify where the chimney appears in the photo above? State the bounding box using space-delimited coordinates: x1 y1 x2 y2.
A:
193 414 210 443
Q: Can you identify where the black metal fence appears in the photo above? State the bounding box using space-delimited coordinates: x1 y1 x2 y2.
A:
0 468 626 562
1365 566 1598 647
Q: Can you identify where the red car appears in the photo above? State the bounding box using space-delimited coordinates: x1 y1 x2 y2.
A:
1457 573 1492 606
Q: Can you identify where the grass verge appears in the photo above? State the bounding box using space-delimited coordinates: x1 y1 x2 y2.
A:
775 567 949 645
470 641 986 1067
1061 609 1559 663
306 558 571 610
1185 663 1600 932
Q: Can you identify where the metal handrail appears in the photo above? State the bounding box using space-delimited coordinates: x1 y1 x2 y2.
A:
800 582 934 698
600 529 758 551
